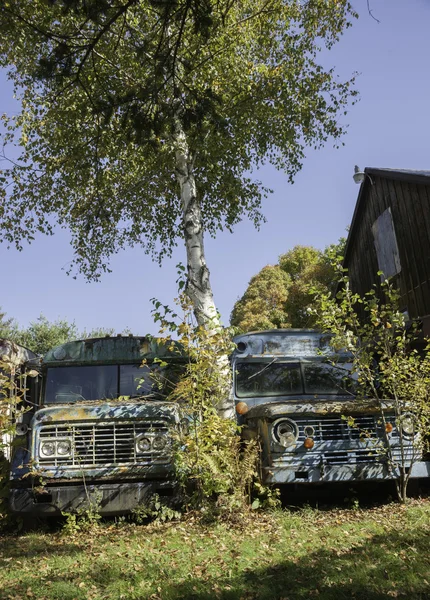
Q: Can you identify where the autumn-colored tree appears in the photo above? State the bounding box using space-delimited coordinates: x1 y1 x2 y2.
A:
0 1 357 328
230 266 291 332
231 241 345 331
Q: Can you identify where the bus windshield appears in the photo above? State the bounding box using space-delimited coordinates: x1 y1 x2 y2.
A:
235 360 357 398
45 363 183 404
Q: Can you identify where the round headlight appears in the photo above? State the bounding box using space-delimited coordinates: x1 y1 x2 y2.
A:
136 437 152 453
153 436 167 451
57 440 72 456
272 418 299 447
40 441 56 457
400 415 415 437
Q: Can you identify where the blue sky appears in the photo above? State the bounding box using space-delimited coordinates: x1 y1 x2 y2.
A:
1 0 429 335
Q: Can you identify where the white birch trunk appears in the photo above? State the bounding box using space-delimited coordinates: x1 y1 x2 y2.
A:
174 121 234 419
174 122 218 328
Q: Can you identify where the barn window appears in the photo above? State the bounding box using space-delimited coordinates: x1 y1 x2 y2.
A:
371 207 401 278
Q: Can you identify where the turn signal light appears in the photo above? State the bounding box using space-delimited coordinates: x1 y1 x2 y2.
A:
304 437 315 450
236 402 249 415
385 423 393 433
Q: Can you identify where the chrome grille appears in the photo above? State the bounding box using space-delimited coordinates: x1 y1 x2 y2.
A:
37 420 171 468
293 415 384 442
272 415 399 466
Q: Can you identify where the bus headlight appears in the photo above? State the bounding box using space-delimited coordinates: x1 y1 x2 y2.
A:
57 440 72 456
40 441 56 457
153 435 167 451
400 414 415 437
136 436 152 453
272 418 299 448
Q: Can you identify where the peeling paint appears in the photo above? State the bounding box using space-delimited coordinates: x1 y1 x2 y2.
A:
246 400 395 420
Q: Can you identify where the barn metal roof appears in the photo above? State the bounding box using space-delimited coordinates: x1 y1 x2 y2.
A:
365 168 430 184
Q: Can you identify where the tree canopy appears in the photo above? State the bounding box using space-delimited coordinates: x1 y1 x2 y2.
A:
0 0 357 325
230 241 345 331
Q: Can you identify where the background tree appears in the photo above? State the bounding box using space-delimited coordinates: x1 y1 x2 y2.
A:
0 0 357 328
13 315 79 356
0 309 122 355
231 241 345 331
230 266 291 332
0 309 19 341
81 326 117 339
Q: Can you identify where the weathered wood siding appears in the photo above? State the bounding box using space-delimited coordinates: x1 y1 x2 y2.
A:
344 174 430 320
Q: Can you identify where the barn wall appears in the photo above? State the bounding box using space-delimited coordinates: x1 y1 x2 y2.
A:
345 175 430 320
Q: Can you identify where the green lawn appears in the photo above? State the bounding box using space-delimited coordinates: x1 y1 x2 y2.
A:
1 499 430 600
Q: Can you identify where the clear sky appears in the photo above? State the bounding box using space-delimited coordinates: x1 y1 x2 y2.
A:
1 0 429 335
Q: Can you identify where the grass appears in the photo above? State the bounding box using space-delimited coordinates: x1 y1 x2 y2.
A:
1 498 430 600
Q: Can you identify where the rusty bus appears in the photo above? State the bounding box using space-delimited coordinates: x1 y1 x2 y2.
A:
232 329 430 485
9 335 186 516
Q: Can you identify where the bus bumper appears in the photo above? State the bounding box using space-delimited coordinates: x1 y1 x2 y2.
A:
9 480 177 516
263 461 430 484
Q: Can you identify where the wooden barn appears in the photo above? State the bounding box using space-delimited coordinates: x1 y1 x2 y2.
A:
343 168 430 334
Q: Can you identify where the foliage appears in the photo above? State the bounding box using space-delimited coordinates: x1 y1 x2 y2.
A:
80 326 116 339
131 494 181 525
313 264 430 503
1 499 430 599
62 493 102 535
0 351 31 527
12 314 79 356
0 0 357 321
231 240 345 331
0 355 29 459
0 309 19 341
152 295 259 517
0 307 127 355
230 266 292 332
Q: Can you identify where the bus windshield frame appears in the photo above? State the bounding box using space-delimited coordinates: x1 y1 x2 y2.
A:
235 359 357 399
44 362 184 404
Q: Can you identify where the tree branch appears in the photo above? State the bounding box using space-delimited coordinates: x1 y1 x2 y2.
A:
75 0 139 79
367 0 380 24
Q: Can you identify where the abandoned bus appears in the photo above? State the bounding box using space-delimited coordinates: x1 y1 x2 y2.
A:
232 329 430 484
9 335 186 516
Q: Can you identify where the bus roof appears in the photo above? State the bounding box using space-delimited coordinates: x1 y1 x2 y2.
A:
43 335 186 366
232 329 345 358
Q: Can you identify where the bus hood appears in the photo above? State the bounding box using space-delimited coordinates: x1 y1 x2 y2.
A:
245 399 395 419
33 401 181 425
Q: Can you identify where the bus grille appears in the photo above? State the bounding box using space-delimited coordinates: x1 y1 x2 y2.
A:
37 420 171 468
273 415 402 466
293 415 390 442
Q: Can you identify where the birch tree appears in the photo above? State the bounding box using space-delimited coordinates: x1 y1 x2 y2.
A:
0 0 357 327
